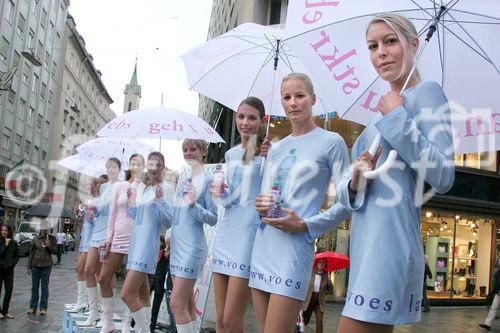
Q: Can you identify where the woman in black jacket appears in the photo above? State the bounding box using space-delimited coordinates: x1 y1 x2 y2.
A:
0 224 20 319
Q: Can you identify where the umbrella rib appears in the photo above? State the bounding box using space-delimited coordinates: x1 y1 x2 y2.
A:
450 9 500 22
188 41 276 89
439 15 499 73
278 43 296 71
339 76 380 119
407 17 500 25
446 10 499 73
283 8 435 41
246 47 277 97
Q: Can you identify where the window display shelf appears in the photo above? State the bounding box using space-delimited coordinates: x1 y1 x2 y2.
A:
454 257 478 260
452 275 478 279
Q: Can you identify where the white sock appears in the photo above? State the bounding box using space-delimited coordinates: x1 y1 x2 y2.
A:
176 322 193 333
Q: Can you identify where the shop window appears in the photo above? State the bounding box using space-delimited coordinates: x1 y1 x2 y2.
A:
422 211 497 301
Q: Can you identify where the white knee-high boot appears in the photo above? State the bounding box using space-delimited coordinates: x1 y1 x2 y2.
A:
99 297 115 333
131 307 150 333
121 305 132 333
81 287 100 326
68 280 88 313
176 322 194 333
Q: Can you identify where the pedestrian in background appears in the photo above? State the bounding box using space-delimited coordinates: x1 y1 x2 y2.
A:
27 220 58 315
0 224 20 319
150 236 176 333
422 256 432 313
56 231 66 264
301 258 332 333
479 261 500 330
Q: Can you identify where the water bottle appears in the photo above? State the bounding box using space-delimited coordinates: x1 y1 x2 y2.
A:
99 244 108 263
213 164 225 197
126 180 137 218
267 181 282 218
277 149 297 189
183 177 193 205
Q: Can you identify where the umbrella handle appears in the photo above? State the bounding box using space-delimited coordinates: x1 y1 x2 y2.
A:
362 133 397 179
260 156 266 176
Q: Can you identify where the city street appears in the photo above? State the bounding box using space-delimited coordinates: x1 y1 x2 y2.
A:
0 251 498 332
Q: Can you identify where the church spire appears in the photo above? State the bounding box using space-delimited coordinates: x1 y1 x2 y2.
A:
123 59 142 113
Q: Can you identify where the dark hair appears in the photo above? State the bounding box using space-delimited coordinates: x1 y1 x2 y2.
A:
238 97 266 164
125 154 145 181
148 151 165 166
99 174 108 181
105 157 121 169
0 224 13 239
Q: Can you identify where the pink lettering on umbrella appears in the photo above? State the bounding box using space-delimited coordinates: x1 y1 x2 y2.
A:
310 30 360 95
148 120 185 134
302 0 340 25
361 90 382 113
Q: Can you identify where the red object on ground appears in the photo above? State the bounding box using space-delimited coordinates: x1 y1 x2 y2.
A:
314 251 349 272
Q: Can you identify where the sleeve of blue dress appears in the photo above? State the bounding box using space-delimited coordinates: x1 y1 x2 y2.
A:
189 180 218 226
337 131 369 211
303 134 352 240
375 81 455 193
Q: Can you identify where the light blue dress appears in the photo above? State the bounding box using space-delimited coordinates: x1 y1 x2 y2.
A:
89 182 112 248
127 181 175 274
337 81 455 325
78 207 94 253
212 145 262 278
249 127 351 301
170 171 218 280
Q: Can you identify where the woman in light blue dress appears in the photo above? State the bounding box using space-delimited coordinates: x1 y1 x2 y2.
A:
336 14 455 333
253 73 351 332
68 175 105 314
169 139 218 333
82 159 120 327
211 97 269 333
120 152 174 333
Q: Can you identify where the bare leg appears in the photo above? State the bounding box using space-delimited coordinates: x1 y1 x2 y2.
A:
121 270 148 313
222 276 251 333
337 316 393 333
213 273 229 333
84 247 101 288
251 288 270 333
139 275 150 308
75 252 87 281
170 276 197 325
264 293 302 333
98 252 123 298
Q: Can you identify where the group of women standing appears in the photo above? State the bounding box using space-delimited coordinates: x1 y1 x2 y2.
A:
68 13 454 333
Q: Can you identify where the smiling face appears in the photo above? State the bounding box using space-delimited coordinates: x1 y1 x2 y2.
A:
366 21 418 84
106 160 120 181
1 226 8 238
236 103 263 140
281 79 316 124
183 141 204 166
129 155 145 176
147 155 165 180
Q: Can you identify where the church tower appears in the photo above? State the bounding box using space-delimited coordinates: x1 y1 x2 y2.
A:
123 60 141 113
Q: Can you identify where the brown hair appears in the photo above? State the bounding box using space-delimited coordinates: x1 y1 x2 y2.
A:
105 157 121 169
182 139 208 162
366 13 421 83
238 97 266 164
125 153 145 181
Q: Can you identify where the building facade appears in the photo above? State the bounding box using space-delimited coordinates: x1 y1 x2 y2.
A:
201 0 500 306
0 0 70 226
47 13 114 230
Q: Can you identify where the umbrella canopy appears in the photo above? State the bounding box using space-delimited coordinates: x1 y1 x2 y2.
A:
97 106 225 143
76 137 155 163
314 251 350 272
285 0 500 154
25 203 74 219
181 22 335 117
57 154 107 178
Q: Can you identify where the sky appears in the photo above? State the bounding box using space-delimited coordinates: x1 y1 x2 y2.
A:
68 0 214 172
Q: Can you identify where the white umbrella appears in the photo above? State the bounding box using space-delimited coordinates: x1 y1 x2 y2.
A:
181 22 335 118
285 0 500 156
97 106 225 143
76 137 155 162
57 154 106 178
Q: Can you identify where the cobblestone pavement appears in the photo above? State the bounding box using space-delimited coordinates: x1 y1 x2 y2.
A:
0 251 498 332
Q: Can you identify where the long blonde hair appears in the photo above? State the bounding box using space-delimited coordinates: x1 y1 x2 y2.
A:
366 13 421 83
